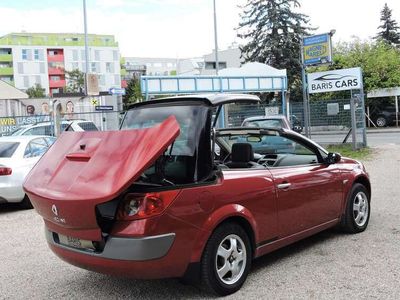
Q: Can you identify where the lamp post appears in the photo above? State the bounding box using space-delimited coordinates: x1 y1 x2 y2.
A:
213 0 219 75
83 0 89 95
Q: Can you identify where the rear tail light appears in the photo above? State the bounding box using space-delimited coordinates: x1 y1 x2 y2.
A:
117 190 180 221
0 167 12 176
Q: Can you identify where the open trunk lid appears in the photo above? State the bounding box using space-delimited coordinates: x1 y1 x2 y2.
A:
23 116 180 236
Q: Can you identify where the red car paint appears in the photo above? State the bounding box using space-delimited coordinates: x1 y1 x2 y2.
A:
23 95 370 285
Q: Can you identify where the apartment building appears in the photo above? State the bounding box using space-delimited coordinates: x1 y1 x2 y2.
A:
0 32 121 96
121 46 242 80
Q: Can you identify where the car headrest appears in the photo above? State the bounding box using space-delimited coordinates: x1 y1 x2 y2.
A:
231 143 254 163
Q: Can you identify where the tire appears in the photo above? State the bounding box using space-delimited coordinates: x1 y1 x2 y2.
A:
20 194 33 209
375 116 387 127
200 222 252 296
341 183 370 233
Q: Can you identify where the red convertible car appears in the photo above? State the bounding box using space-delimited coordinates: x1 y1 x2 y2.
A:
24 94 371 296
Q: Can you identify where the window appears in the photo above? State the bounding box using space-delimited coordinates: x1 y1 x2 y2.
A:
95 50 100 61
35 75 41 85
50 76 60 81
113 50 118 61
106 62 113 73
18 62 24 73
72 50 78 61
23 76 29 88
34 49 39 60
0 142 20 157
91 62 97 73
22 49 28 60
71 62 79 69
24 138 49 158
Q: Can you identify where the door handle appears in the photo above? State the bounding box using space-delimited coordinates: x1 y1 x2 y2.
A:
277 182 291 189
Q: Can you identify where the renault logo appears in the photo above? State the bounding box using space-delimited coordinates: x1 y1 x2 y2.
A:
51 204 58 216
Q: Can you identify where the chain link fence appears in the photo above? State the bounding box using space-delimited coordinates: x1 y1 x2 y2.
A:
225 98 365 146
0 111 123 137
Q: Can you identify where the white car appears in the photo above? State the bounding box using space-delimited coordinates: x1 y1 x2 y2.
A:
10 120 98 136
0 135 55 208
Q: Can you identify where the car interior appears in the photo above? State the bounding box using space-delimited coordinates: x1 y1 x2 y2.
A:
215 129 323 169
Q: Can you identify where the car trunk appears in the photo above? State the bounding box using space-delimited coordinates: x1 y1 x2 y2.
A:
23 116 180 240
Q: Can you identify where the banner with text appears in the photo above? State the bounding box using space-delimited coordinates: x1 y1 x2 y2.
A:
307 67 362 94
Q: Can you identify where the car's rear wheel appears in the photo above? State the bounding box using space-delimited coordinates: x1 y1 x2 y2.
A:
200 222 252 296
375 116 387 127
341 183 370 233
20 194 33 209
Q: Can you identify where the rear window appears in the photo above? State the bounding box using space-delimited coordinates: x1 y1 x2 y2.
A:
244 119 284 128
0 142 20 157
77 122 98 131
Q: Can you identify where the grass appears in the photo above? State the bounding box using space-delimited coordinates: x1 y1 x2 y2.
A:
326 144 372 160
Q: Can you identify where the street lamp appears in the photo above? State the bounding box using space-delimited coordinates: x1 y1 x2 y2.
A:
213 0 219 75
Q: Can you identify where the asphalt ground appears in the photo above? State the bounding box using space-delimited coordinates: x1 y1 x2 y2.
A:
1 144 399 299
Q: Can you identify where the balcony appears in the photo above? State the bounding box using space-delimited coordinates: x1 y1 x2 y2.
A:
48 67 65 75
47 54 64 62
0 54 12 62
49 79 66 88
0 67 13 76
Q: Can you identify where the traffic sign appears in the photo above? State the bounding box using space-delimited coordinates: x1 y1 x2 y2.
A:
109 87 126 95
95 105 114 111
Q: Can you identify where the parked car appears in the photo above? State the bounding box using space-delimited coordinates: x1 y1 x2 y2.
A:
369 106 400 127
0 135 55 208
9 120 98 136
241 114 303 133
24 94 371 296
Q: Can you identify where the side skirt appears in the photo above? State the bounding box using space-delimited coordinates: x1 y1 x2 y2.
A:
255 219 340 258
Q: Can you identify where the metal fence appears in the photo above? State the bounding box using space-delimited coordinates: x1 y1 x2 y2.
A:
226 98 364 146
0 111 123 137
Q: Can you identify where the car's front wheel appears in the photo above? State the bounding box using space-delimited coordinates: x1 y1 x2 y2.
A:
341 183 370 233
200 222 252 296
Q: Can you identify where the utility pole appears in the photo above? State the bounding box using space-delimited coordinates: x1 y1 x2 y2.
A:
83 0 90 95
213 0 219 75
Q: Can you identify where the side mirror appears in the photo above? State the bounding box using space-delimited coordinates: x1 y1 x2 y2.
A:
325 152 341 164
293 125 303 133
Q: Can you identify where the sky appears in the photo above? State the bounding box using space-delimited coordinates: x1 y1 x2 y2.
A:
0 0 400 59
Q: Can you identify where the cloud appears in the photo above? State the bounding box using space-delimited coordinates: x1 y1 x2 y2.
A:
0 1 245 58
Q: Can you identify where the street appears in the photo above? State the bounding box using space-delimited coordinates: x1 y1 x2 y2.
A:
1 143 400 299
312 129 400 146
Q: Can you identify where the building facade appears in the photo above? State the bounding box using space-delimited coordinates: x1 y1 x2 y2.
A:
0 32 121 96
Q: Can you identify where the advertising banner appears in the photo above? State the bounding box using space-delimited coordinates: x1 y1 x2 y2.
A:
303 33 332 66
307 67 362 94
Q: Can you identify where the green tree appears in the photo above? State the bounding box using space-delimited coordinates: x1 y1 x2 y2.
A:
65 69 85 93
123 77 142 108
26 83 45 98
376 3 400 45
237 0 314 99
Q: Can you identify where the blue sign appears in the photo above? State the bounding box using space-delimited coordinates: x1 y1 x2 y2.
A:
95 105 114 111
109 87 126 95
303 33 332 66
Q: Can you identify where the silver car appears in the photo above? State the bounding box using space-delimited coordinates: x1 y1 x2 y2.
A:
0 135 55 208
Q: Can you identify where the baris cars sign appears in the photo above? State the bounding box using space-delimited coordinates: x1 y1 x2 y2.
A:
307 67 362 94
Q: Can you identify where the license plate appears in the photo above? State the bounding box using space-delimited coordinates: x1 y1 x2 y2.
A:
58 234 95 250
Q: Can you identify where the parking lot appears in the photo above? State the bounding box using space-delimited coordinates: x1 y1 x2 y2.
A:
1 143 400 300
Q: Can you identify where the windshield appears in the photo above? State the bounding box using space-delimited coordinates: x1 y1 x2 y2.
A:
243 119 284 128
121 102 212 184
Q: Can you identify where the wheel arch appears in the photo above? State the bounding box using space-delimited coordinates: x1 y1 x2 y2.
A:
353 175 371 200
189 204 258 262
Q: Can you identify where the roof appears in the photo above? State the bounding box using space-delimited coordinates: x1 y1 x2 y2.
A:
0 32 118 47
129 93 260 109
0 80 29 100
0 135 51 143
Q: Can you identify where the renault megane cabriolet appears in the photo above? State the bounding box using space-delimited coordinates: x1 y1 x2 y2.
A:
23 94 371 296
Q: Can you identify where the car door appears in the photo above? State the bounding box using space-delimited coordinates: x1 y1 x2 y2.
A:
266 135 343 238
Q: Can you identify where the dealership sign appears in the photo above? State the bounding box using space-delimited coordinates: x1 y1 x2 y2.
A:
303 33 332 66
307 67 362 94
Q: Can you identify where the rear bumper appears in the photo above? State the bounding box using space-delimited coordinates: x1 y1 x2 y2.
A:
0 184 24 203
45 229 175 261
